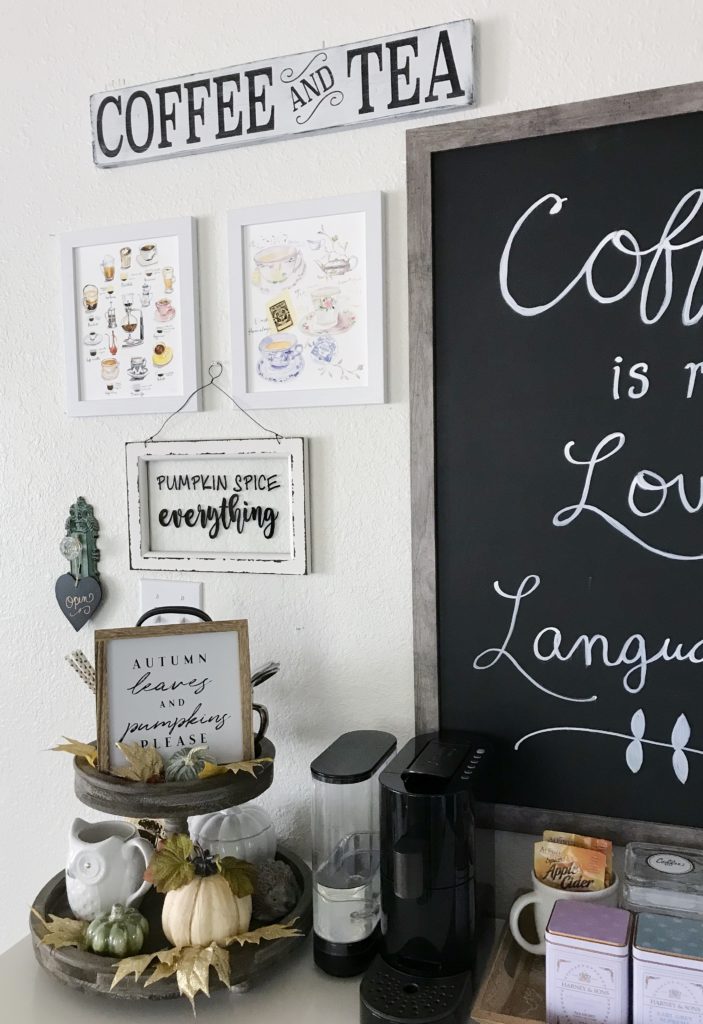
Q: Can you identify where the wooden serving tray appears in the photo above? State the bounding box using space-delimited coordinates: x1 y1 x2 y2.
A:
472 919 546 1024
30 844 311 1001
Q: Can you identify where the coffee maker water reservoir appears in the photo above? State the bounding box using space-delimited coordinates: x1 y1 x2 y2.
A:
310 730 397 977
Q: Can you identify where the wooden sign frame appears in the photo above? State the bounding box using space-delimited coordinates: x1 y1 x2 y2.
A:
95 620 252 773
406 80 703 846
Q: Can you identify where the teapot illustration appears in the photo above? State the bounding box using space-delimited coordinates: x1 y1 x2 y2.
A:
66 818 153 921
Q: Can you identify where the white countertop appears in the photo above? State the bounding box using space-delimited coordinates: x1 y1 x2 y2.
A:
1 931 492 1023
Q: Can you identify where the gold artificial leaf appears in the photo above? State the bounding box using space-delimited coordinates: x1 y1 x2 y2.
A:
209 943 231 989
217 857 256 898
114 742 165 782
143 960 179 987
226 919 302 947
51 738 98 767
32 908 88 950
180 947 215 1007
110 952 160 990
198 757 272 780
144 833 195 893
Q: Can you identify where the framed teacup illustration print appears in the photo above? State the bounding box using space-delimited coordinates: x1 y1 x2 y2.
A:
61 217 200 416
229 192 385 408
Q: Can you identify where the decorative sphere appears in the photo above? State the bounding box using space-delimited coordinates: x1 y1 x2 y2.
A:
59 535 82 561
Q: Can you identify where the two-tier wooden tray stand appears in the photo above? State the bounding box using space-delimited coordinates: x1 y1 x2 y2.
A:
30 737 313 1000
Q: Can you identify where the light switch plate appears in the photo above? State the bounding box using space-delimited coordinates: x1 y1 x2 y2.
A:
139 580 204 624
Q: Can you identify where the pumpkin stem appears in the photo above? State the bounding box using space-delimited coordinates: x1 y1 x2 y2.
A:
191 842 219 877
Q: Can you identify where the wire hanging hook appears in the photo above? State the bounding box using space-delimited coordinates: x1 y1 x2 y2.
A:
142 362 282 446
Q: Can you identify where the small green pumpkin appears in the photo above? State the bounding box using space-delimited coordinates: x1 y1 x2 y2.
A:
165 745 216 782
85 903 149 957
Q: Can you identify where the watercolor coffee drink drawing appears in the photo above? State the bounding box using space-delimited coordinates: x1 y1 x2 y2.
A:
70 231 184 404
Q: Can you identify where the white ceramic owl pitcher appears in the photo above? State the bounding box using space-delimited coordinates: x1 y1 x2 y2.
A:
66 818 153 921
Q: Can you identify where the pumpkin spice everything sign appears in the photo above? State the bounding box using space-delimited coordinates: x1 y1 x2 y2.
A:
126 439 309 574
95 621 252 772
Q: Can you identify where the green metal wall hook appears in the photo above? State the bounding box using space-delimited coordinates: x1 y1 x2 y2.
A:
60 497 100 582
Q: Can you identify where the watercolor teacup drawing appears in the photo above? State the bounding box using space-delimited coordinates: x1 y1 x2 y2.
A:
230 194 384 408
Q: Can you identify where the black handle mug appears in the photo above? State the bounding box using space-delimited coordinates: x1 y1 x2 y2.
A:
253 703 269 751
136 606 270 752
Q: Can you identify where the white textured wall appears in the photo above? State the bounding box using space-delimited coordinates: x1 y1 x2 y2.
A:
1 0 702 955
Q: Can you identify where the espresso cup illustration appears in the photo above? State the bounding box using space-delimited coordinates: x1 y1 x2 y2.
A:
254 244 301 285
259 334 303 370
83 284 99 311
140 242 157 263
101 357 119 381
155 298 175 321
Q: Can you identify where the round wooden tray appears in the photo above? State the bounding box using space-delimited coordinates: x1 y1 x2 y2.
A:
30 845 312 1000
74 737 275 830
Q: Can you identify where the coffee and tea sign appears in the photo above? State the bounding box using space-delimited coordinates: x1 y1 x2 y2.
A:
90 20 473 167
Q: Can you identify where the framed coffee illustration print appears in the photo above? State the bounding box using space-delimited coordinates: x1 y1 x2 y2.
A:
95 619 252 773
228 192 385 409
61 216 201 416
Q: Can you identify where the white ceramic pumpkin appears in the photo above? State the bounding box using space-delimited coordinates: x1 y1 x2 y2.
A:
162 873 252 947
188 805 277 865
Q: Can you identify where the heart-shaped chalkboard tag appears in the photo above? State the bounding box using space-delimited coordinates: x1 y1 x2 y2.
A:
55 574 102 632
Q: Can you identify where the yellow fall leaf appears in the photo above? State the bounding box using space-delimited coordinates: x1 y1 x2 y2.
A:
51 738 98 767
143 960 179 987
209 943 231 989
198 757 273 779
32 908 88 950
110 952 160 990
114 742 165 781
225 919 302 947
175 946 215 1007
110 930 300 1008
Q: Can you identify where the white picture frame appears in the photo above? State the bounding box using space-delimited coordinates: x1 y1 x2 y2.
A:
229 192 385 408
61 216 200 416
126 438 309 574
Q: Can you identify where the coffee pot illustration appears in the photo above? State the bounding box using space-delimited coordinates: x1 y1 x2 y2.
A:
65 818 153 921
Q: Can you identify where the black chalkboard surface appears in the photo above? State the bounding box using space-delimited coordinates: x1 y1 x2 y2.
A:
410 86 703 833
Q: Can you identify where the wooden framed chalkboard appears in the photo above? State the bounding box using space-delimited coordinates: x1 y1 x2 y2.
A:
408 82 703 844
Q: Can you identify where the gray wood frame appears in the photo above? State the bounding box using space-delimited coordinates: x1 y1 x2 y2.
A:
407 81 703 846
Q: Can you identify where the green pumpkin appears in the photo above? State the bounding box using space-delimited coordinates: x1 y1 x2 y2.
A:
165 745 216 782
85 903 149 957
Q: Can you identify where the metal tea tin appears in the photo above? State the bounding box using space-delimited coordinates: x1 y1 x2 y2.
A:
633 912 703 1023
545 900 632 1024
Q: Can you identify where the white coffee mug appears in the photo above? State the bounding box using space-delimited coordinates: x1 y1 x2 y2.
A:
509 871 619 955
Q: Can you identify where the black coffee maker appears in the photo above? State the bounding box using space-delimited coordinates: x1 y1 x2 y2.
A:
360 731 490 1024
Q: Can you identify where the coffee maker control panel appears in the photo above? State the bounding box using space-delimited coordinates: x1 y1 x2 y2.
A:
398 737 488 794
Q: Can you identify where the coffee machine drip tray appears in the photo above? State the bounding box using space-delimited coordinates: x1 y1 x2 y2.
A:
360 955 472 1024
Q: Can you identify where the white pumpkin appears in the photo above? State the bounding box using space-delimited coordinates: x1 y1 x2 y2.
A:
162 873 252 947
188 805 276 865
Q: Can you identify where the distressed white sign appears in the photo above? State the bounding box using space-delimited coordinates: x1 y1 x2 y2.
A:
125 438 309 574
91 20 474 168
